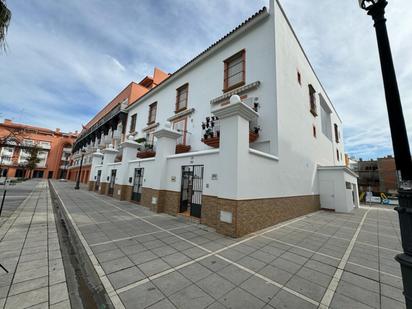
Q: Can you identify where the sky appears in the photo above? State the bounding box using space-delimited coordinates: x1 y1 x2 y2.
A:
0 0 411 160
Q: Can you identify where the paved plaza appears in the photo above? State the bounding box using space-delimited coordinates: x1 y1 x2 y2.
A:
0 181 35 229
0 181 69 309
49 180 404 309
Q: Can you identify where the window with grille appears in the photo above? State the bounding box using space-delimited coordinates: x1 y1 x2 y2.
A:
129 113 137 133
224 50 245 92
334 123 340 143
309 84 317 116
148 102 157 125
176 84 188 113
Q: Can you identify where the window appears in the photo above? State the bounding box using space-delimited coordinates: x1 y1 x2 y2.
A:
313 125 317 138
297 71 302 85
173 118 187 145
129 113 137 133
148 102 157 124
336 149 340 161
334 123 340 143
319 94 332 140
224 50 245 92
308 84 317 116
176 84 189 112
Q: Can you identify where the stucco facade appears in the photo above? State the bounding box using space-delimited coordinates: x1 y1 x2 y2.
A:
81 1 359 237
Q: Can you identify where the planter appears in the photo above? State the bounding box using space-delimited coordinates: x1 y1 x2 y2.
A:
137 150 156 159
176 144 191 154
249 131 259 143
201 131 259 148
201 136 220 148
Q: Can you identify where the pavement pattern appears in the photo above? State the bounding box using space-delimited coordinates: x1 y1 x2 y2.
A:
0 181 70 309
51 180 405 309
0 181 35 228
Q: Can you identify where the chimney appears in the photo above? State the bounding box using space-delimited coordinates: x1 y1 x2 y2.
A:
4 119 12 124
56 128 61 133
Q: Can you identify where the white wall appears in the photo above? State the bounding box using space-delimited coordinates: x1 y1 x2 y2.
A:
91 3 352 203
125 11 278 156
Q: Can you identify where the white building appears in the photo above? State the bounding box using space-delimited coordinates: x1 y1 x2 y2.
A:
84 1 359 237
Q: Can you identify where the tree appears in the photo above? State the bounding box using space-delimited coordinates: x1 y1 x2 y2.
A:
0 0 11 52
25 145 40 179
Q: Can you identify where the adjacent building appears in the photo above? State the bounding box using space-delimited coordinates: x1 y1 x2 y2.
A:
0 119 76 179
356 156 397 194
79 1 359 238
69 68 169 184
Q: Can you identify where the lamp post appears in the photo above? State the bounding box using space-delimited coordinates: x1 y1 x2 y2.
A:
359 0 412 307
74 149 86 190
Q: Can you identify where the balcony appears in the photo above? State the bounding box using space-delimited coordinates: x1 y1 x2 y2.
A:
201 116 260 148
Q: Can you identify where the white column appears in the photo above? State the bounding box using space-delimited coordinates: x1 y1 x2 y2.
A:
89 149 104 181
212 95 259 199
101 144 119 184
118 136 139 186
151 125 181 191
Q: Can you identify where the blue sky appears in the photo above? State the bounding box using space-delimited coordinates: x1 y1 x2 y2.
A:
0 0 411 160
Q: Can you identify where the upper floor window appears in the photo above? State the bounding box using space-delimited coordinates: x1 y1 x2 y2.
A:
130 113 137 133
334 123 340 143
224 50 245 92
297 71 302 85
319 94 332 141
176 84 189 113
148 102 157 125
308 84 317 116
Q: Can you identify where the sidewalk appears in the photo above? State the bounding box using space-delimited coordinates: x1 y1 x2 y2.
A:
51 180 404 309
0 180 35 229
0 181 70 309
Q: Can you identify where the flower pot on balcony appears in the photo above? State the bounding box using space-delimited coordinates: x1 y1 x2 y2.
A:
202 130 259 148
176 144 191 154
249 131 259 143
202 136 220 148
136 150 156 159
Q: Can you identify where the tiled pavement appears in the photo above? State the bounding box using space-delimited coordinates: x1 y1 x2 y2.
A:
51 180 404 309
0 181 35 228
0 181 69 309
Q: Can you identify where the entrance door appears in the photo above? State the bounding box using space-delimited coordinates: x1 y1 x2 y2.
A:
179 165 204 218
131 168 144 202
95 170 101 191
108 169 116 196
320 180 335 210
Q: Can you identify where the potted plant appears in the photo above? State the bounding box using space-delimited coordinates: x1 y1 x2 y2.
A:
136 137 146 144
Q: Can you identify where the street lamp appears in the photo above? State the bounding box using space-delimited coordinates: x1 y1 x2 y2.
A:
359 0 412 307
74 148 86 190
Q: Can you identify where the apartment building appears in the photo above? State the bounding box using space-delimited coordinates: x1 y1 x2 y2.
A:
0 119 76 179
80 1 358 237
69 68 169 184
